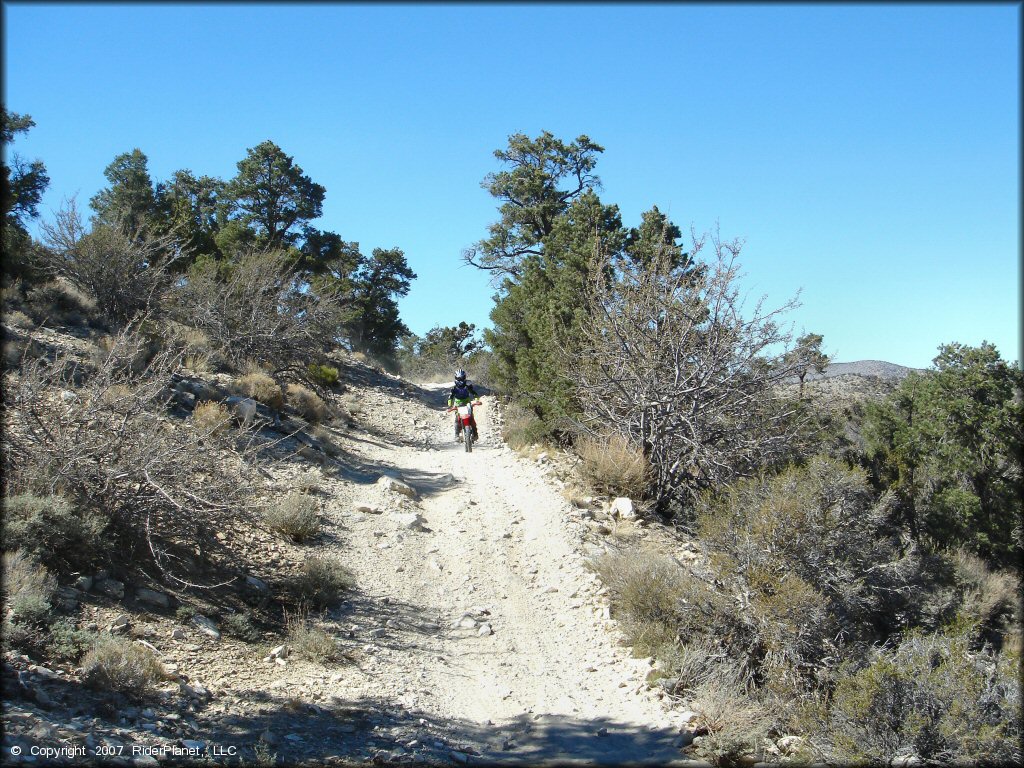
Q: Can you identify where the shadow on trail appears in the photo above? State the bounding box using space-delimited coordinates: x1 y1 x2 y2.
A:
187 692 695 767
329 592 442 653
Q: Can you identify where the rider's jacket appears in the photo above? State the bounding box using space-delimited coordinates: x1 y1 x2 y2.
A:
448 381 479 406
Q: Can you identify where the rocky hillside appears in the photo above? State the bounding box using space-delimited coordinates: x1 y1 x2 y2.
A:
806 359 924 381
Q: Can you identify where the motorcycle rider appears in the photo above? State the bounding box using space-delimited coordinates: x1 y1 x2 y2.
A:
447 369 480 442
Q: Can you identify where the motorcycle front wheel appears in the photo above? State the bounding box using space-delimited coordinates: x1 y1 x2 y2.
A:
465 424 473 453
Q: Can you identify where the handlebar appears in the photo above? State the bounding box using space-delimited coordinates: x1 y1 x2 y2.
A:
447 400 483 412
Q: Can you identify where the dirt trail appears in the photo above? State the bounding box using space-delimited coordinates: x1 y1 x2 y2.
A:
3 369 691 767
311 380 685 764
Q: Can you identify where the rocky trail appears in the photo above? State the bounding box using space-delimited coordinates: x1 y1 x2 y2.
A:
3 364 696 766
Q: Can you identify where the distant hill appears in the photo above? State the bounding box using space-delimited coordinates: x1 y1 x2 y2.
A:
806 360 925 382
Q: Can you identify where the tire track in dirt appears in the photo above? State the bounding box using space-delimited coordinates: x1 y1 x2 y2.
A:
328 383 687 764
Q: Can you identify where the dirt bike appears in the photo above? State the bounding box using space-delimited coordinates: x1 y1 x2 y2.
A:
448 400 482 452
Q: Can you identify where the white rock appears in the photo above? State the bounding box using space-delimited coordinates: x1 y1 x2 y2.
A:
390 512 426 531
136 588 170 608
245 576 270 593
171 627 187 640
610 497 635 519
376 475 417 499
269 644 289 659
191 615 221 640
477 623 493 637
95 578 125 599
354 502 381 514
777 735 804 754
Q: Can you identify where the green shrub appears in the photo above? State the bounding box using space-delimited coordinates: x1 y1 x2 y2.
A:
820 629 1021 764
47 618 97 662
175 605 197 623
697 457 916 640
264 493 321 543
221 612 260 642
306 363 340 387
81 635 166 697
2 550 56 624
590 550 686 657
3 492 107 571
288 555 355 609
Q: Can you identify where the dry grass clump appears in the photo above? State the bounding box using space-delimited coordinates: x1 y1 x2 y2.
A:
233 370 285 410
287 383 330 423
948 549 1019 642
4 309 34 329
501 401 549 450
22 278 97 328
293 471 321 494
691 664 773 765
286 613 340 663
288 555 356 609
2 550 56 625
81 635 167 697
264 492 321 543
310 424 344 457
339 393 364 418
577 433 649 498
192 400 232 436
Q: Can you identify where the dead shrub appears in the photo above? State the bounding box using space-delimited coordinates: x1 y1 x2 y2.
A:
501 401 549 450
288 555 356 609
234 371 285 410
171 249 348 372
2 323 262 584
287 383 329 423
81 635 167 698
577 433 649 498
39 202 180 326
264 492 321 543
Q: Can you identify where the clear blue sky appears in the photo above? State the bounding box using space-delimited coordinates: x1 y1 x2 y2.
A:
4 2 1020 368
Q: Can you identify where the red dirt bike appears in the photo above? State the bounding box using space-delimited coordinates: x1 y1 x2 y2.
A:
447 400 483 452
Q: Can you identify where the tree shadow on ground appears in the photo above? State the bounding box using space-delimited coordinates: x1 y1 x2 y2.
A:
186 692 698 767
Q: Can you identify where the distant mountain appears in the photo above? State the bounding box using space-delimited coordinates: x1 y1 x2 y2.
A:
806 360 925 381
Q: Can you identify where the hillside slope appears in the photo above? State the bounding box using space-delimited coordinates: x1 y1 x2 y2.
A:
3 353 688 766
